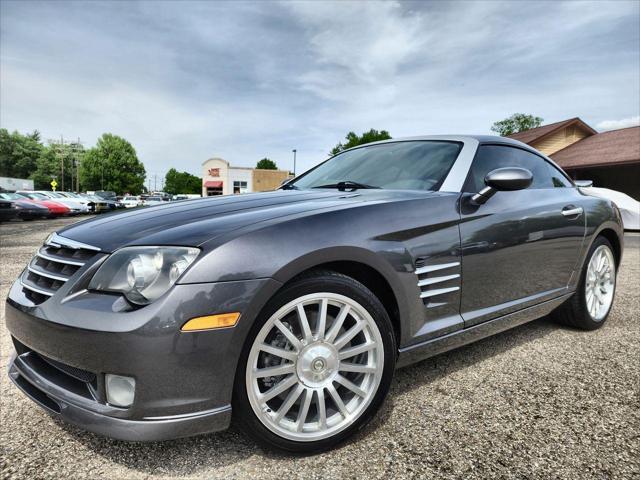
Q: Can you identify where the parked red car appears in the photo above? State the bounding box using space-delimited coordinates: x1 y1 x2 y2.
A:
2 192 71 217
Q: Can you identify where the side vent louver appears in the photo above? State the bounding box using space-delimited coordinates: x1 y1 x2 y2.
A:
414 259 460 307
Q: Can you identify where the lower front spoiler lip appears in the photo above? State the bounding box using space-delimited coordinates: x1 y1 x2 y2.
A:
8 353 232 442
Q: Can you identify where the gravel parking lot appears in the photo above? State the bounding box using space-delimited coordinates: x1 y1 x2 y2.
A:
1 217 638 479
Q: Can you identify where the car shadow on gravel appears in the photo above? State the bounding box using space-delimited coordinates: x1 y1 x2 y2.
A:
60 315 561 474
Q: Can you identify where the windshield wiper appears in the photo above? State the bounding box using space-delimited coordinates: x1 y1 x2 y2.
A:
312 180 380 191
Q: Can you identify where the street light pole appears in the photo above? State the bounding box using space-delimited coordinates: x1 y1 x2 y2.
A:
292 149 297 176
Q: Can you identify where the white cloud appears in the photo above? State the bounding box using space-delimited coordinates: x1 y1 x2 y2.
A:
285 1 425 82
596 116 640 132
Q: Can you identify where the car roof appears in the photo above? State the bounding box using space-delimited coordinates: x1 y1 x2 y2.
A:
337 134 562 166
348 134 531 150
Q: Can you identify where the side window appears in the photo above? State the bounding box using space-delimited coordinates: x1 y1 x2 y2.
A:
546 162 573 187
463 145 553 192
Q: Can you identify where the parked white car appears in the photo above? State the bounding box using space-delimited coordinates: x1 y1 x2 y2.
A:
121 196 142 208
55 191 94 212
142 196 165 206
582 187 640 231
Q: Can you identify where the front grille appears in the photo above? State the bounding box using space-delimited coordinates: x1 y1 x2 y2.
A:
38 353 97 383
12 336 97 384
20 233 100 304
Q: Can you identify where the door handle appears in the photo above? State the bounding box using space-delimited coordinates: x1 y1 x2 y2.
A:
561 206 583 217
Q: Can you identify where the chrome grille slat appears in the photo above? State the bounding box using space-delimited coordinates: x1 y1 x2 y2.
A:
21 234 100 304
20 276 55 297
36 249 85 266
27 264 69 282
45 232 102 251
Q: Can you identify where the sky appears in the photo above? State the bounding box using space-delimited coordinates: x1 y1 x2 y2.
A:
1 0 639 179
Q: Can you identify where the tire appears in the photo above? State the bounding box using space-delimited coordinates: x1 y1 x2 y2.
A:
233 270 396 453
552 236 617 330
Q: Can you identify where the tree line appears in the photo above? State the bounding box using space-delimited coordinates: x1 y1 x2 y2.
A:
0 130 147 194
1 115 541 195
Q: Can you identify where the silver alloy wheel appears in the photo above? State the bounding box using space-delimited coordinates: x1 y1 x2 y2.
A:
245 292 384 442
585 245 616 321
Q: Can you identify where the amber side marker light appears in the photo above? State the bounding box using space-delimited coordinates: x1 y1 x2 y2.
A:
181 313 240 331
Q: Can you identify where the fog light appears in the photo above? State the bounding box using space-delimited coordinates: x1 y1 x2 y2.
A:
105 374 136 407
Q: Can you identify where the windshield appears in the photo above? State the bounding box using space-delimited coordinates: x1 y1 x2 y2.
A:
289 141 462 191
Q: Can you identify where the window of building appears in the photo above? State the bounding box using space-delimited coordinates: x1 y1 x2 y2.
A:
463 145 553 192
233 181 248 194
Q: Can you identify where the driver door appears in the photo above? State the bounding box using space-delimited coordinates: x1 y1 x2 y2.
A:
458 145 585 327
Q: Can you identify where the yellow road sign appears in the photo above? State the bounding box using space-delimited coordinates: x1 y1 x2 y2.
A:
51 179 58 191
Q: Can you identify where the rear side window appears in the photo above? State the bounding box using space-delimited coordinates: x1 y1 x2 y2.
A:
546 162 574 187
463 145 553 192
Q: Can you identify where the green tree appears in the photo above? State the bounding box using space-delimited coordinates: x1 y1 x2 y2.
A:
164 168 201 194
491 113 544 136
0 129 43 179
256 158 277 170
330 129 392 156
80 134 146 194
31 141 84 190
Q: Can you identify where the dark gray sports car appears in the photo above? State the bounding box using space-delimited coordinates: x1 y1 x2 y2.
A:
6 135 623 452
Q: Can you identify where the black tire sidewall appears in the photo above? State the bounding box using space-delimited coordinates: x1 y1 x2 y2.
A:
232 272 396 453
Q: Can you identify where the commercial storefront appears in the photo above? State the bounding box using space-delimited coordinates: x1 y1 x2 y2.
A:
202 157 291 196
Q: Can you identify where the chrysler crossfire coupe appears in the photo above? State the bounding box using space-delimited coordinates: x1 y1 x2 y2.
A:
6 135 623 452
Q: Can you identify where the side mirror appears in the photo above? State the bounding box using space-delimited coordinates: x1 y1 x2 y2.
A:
471 167 533 204
574 180 593 188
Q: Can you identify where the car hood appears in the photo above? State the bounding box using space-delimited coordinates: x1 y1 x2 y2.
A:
58 189 443 252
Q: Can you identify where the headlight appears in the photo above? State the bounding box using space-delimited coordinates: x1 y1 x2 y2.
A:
89 246 199 305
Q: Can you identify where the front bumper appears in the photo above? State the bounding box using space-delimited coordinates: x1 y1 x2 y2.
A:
8 351 231 441
5 275 281 441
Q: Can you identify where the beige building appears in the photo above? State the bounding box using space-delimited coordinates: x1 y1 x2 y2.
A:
509 118 640 200
202 158 291 196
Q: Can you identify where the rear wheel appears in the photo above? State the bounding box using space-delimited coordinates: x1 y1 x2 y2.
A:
552 236 617 330
234 271 396 453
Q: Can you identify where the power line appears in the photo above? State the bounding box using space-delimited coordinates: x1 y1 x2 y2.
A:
48 135 84 192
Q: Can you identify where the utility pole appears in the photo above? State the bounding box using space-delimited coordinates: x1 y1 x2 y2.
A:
154 174 157 192
292 149 297 177
70 137 83 192
60 135 64 191
77 137 82 192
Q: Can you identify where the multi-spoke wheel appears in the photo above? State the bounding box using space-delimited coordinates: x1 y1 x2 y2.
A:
584 245 615 321
552 236 617 330
234 271 395 452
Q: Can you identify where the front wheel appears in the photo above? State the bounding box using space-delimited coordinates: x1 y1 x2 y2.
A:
552 236 617 330
233 271 396 453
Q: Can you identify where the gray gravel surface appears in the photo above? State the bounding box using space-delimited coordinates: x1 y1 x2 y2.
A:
1 218 638 479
